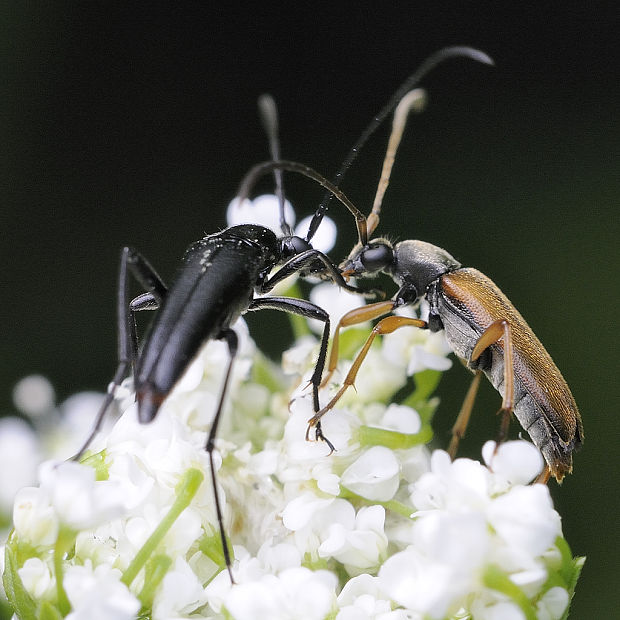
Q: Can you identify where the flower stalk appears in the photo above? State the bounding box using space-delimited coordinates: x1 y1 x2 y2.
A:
120 468 204 588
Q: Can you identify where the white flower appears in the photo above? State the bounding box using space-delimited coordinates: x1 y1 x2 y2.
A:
469 599 527 620
340 446 400 501
382 305 453 374
281 492 339 533
203 546 266 614
308 281 367 336
0 418 41 512
12 486 59 547
482 439 544 486
224 566 337 620
536 586 570 620
324 351 406 409
3 300 582 620
64 562 140 620
295 214 337 253
282 336 320 377
152 556 209 619
379 510 490 618
12 374 56 418
410 449 492 513
226 194 295 231
38 460 128 531
257 541 302 574
51 391 110 459
318 505 388 572
282 398 356 464
378 403 422 435
17 557 54 599
336 574 402 620
486 484 561 559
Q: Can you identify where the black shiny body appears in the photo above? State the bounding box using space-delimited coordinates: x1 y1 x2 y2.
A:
79 219 359 458
122 220 359 425
78 218 355 581
135 225 279 420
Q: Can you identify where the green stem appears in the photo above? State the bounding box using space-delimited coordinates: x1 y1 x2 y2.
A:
137 554 173 610
198 530 228 568
53 526 76 616
3 542 37 620
339 487 413 519
121 468 203 588
358 424 433 449
483 564 537 620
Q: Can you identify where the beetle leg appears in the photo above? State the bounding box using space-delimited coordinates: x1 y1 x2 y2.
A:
205 328 239 583
262 248 382 298
470 319 514 451
196 295 335 583
448 370 483 459
73 247 168 461
122 246 168 379
320 301 397 389
248 296 340 452
535 465 551 485
307 315 427 432
248 295 331 414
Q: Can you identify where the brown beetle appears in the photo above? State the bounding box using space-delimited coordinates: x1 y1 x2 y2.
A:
307 86 583 484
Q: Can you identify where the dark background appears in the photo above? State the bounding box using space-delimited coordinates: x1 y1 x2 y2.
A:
2 4 618 617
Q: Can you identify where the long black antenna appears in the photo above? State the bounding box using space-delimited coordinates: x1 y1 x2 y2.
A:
258 94 293 235
304 46 494 242
237 160 369 245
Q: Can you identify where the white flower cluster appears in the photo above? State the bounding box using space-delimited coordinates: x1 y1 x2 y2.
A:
2 197 583 619
0 376 112 534
3 312 582 620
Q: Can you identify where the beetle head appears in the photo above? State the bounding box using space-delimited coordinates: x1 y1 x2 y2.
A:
341 238 395 279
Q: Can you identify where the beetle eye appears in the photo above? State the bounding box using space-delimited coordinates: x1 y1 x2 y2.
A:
360 244 392 272
281 235 311 259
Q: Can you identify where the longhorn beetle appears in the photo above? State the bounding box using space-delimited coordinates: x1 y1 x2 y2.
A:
74 98 376 582
301 62 584 484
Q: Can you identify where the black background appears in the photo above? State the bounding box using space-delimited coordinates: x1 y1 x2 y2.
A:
3 4 619 617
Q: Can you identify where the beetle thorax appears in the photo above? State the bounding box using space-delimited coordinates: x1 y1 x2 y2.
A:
393 239 461 293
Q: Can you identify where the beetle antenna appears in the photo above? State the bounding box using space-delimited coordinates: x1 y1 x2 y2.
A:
237 160 368 245
258 94 293 235
305 46 494 244
367 88 427 237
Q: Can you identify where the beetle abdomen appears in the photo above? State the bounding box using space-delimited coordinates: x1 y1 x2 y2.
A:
135 232 270 420
432 268 583 480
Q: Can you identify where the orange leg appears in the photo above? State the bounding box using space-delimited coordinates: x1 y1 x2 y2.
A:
535 465 551 484
307 314 427 437
448 370 482 459
320 300 396 389
470 319 515 452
